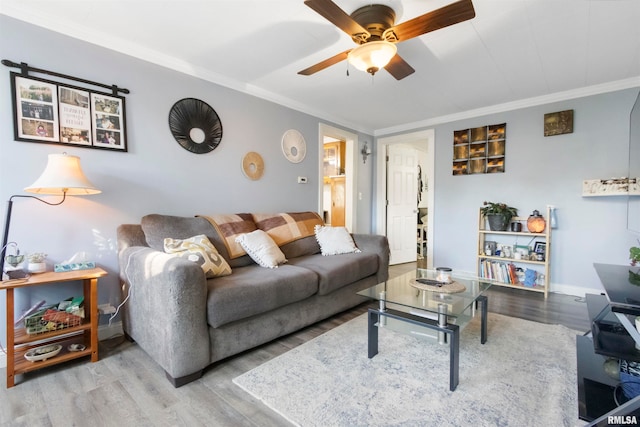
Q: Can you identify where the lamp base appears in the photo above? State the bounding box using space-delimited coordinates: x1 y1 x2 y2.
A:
5 269 30 280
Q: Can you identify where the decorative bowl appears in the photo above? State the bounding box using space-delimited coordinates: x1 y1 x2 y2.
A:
24 344 62 362
68 343 86 352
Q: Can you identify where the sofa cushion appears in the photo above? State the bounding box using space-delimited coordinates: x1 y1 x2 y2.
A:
287 251 379 296
280 235 321 259
140 214 254 268
206 264 319 327
235 230 286 268
314 225 361 256
164 234 232 278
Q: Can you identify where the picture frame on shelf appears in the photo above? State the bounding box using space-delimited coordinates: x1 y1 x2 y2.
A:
483 241 497 256
534 242 546 254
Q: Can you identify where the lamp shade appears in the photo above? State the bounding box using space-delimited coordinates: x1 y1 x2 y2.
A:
24 153 101 196
347 41 397 75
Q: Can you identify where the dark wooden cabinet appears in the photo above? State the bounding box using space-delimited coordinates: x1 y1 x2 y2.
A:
577 264 640 424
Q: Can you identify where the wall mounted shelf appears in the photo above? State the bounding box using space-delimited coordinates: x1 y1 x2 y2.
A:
582 177 639 197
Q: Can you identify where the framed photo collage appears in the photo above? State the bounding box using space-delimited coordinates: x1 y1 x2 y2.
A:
10 72 127 152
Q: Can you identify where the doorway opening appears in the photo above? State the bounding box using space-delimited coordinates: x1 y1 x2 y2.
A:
317 124 357 232
322 137 346 226
375 129 435 267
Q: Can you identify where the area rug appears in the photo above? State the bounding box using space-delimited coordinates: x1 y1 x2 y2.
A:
233 313 587 427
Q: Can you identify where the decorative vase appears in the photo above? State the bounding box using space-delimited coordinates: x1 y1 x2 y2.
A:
549 205 558 229
486 214 510 231
27 262 46 273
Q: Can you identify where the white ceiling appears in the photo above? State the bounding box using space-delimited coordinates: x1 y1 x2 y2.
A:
2 0 639 135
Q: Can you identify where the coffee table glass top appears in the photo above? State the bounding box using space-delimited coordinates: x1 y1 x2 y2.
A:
358 268 494 320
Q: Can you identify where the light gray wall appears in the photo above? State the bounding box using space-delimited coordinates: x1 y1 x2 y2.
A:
419 89 639 295
0 16 374 342
1 14 637 348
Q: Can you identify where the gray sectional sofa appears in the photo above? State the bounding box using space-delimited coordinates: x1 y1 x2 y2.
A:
117 213 390 386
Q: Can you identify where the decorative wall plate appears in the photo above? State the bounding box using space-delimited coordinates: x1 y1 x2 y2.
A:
168 98 223 154
242 152 264 180
281 129 306 163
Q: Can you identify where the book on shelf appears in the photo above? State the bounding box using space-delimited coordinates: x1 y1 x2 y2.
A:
480 259 521 285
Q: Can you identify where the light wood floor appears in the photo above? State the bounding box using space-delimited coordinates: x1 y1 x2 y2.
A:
0 262 590 426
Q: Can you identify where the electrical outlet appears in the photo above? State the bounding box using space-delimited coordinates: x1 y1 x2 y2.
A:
98 304 117 315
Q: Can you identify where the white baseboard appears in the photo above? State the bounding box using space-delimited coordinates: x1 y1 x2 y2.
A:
0 321 124 369
552 282 603 298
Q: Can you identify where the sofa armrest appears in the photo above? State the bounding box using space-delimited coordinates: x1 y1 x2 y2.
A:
352 233 390 283
118 245 210 380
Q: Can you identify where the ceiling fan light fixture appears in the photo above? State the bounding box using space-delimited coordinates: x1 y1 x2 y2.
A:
347 41 397 76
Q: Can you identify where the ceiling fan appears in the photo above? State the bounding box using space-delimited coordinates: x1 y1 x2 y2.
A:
298 0 476 80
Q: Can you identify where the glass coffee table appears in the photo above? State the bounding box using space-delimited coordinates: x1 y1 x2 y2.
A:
357 268 494 391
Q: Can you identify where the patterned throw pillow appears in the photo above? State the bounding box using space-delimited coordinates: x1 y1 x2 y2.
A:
235 229 287 268
314 225 361 256
164 234 232 278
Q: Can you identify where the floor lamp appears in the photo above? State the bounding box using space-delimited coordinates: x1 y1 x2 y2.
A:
1 153 101 278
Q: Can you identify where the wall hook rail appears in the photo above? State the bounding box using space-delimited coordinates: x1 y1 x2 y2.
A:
2 59 129 96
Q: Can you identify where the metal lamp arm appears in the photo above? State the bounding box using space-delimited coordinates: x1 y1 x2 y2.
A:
1 192 67 274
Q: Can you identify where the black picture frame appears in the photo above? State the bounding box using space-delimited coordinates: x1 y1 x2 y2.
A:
10 72 127 152
534 242 546 254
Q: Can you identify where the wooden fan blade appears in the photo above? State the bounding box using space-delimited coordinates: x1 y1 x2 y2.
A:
384 0 475 42
298 50 351 76
384 54 415 80
304 0 370 41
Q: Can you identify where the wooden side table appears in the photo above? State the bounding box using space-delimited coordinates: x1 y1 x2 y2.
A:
1 267 107 387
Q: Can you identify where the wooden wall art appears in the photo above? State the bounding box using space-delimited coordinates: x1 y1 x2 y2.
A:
544 110 573 136
453 123 506 175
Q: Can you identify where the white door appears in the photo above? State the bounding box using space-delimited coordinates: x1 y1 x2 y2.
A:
386 145 419 265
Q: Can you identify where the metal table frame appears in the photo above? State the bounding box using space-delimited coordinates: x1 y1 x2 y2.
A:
367 294 488 392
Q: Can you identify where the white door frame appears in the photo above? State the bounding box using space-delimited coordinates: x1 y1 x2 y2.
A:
376 129 435 268
318 123 357 232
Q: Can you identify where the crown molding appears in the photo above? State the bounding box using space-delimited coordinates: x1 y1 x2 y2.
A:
375 77 640 136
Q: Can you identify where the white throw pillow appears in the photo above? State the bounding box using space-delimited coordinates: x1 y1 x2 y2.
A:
235 229 287 268
314 225 361 256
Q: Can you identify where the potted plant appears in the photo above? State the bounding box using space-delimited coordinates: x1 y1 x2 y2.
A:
631 245 640 267
27 252 47 273
480 201 518 231
630 244 640 286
